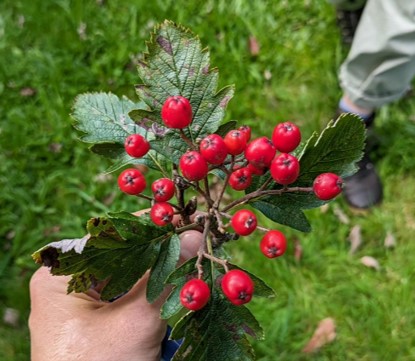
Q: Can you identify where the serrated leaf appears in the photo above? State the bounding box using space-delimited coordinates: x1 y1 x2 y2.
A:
161 256 201 319
147 233 181 303
227 264 275 299
297 113 366 183
246 114 365 231
215 120 238 137
72 92 147 144
171 289 262 361
150 132 189 165
32 212 176 301
135 20 234 143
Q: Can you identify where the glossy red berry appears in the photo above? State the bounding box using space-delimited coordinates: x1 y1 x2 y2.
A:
179 151 209 181
238 125 251 143
161 95 192 129
229 167 252 191
245 137 276 168
199 134 228 165
260 230 287 258
151 178 175 202
221 269 254 306
180 278 211 311
313 172 343 200
246 162 266 176
150 202 174 226
231 209 257 236
272 121 301 153
118 168 146 195
124 134 150 158
270 153 300 185
223 130 247 156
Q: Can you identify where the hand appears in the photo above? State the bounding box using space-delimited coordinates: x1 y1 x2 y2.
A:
29 212 203 361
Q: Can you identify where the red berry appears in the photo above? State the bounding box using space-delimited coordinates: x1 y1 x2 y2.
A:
180 278 211 311
260 230 287 258
229 167 252 191
161 95 192 129
221 269 254 306
150 202 174 226
238 125 251 143
223 130 247 156
313 172 343 200
245 137 276 168
118 168 146 195
124 134 150 158
246 162 266 176
231 209 257 236
179 151 209 181
199 134 228 165
272 121 301 153
270 153 300 185
151 178 175 202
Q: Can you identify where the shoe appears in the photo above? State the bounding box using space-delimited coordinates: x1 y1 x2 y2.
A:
343 153 383 209
335 6 364 45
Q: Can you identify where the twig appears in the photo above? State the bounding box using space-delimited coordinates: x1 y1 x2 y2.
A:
221 186 313 212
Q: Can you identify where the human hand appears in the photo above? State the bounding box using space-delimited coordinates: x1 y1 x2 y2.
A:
29 212 203 361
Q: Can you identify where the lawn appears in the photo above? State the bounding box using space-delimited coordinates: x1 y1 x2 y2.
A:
1 0 414 360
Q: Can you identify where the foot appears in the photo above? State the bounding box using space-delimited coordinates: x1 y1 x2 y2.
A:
343 154 383 209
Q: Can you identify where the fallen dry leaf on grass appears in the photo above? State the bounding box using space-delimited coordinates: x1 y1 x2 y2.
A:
333 205 350 224
302 317 336 353
294 238 303 262
248 35 260 56
348 224 362 254
384 231 396 249
360 256 380 270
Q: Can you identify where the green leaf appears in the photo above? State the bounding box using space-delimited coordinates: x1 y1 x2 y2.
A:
215 120 237 137
247 114 365 231
227 263 275 299
150 132 189 165
251 199 311 233
135 20 234 143
171 289 263 361
72 92 148 144
32 212 175 301
161 256 200 319
147 233 181 303
297 113 366 183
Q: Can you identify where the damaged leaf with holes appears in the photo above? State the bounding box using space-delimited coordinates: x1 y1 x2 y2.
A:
32 212 180 302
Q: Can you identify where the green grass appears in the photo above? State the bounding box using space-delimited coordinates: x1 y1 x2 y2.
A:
1 0 415 360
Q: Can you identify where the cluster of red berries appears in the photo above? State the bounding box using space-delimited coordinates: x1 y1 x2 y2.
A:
117 95 344 310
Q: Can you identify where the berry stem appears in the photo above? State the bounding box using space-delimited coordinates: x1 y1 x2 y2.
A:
202 252 229 273
213 156 235 209
148 153 170 178
179 129 196 150
221 186 313 212
196 215 211 279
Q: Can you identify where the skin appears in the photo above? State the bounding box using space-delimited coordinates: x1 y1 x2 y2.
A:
29 211 203 361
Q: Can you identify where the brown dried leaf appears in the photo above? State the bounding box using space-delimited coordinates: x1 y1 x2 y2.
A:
320 203 329 213
302 318 336 353
333 205 350 224
294 238 303 262
3 308 19 327
348 224 362 254
360 256 380 270
20 87 36 97
384 231 396 249
248 35 260 56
